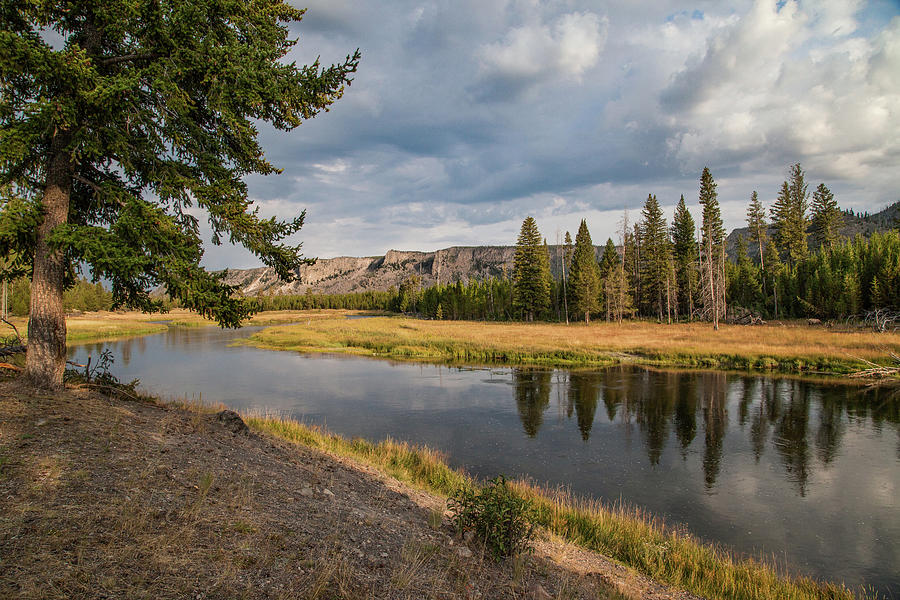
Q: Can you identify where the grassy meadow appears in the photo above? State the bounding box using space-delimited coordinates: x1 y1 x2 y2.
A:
1 309 364 346
243 314 899 375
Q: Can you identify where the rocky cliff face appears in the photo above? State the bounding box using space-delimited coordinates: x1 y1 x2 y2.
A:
223 246 524 296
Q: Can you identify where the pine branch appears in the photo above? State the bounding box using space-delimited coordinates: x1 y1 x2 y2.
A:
98 53 158 67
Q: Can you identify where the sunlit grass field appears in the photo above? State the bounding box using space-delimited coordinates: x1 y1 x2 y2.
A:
245 314 899 375
2 309 367 346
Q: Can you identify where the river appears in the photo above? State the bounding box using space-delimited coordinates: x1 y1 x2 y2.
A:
69 324 900 595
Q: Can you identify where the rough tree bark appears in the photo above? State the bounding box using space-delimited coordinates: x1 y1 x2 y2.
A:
25 133 73 389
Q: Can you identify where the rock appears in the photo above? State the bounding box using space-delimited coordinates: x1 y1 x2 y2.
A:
456 546 472 558
214 410 248 435
222 246 533 296
463 530 475 544
322 488 334 497
299 487 313 497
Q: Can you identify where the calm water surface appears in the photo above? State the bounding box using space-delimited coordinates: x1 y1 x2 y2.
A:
70 326 900 595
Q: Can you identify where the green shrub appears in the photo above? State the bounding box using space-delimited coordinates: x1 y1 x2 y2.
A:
448 475 536 559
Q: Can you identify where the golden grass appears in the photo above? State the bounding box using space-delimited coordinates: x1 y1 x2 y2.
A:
4 312 168 344
247 413 870 600
243 315 899 375
2 309 372 346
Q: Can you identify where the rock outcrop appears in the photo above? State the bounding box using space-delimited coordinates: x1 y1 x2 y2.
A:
223 246 525 296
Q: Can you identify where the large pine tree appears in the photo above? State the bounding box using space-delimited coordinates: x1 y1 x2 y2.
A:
513 216 551 321
771 163 810 269
671 195 698 320
0 1 359 388
639 194 671 321
811 183 843 252
698 167 726 329
746 191 767 268
567 219 599 323
599 237 619 322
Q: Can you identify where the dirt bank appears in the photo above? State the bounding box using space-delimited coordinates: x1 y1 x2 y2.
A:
0 380 697 600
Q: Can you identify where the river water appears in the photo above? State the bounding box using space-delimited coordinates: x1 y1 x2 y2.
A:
69 325 900 595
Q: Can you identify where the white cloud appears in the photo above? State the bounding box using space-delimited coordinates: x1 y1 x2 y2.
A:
479 11 607 81
662 1 900 189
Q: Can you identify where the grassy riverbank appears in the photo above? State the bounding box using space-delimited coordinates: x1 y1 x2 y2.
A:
4 312 169 345
0 380 641 600
243 314 897 376
249 413 868 600
2 309 373 346
0 370 876 599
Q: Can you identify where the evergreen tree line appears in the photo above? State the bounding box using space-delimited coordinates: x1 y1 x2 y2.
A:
252 289 396 312
504 163 900 323
4 277 113 316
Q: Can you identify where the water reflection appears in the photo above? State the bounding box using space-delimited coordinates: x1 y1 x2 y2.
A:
510 367 900 496
513 369 551 437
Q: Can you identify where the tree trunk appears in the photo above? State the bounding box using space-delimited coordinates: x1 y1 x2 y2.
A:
25 134 72 389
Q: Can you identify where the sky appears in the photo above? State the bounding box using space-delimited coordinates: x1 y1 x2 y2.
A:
206 0 900 268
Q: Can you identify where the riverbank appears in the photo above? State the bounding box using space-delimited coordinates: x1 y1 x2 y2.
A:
1 380 677 600
243 314 898 376
0 380 868 600
6 310 893 377
1 309 360 346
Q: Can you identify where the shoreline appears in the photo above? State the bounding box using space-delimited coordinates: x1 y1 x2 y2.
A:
238 313 898 380
0 379 868 599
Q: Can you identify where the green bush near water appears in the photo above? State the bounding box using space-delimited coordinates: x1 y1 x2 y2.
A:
448 475 536 559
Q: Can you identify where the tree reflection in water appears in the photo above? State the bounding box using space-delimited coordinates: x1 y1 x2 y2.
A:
509 366 899 494
513 368 552 437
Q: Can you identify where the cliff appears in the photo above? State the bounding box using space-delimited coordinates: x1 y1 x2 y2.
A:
223 246 529 296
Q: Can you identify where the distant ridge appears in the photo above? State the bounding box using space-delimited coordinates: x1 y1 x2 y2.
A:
224 246 521 296
225 202 899 297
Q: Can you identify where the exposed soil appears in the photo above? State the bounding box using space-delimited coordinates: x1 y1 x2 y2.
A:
0 379 700 599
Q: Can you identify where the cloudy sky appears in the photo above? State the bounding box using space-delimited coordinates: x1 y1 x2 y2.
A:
208 0 900 268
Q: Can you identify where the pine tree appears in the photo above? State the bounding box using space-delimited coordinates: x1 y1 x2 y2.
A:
0 2 360 387
599 238 619 279
562 231 573 324
698 167 726 329
567 220 599 323
763 240 782 318
671 195 698 320
810 183 843 251
746 191 768 268
607 261 632 323
771 163 810 269
513 217 551 321
728 235 762 309
639 194 671 321
599 238 619 322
